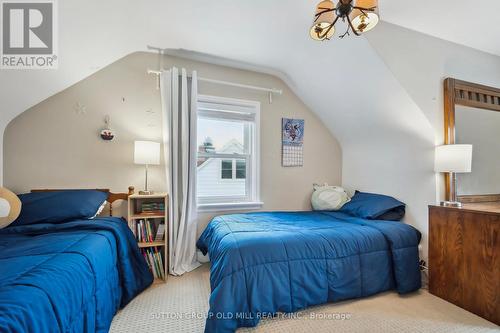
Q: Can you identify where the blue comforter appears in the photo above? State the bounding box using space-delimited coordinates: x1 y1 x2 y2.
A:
197 211 421 333
0 217 153 333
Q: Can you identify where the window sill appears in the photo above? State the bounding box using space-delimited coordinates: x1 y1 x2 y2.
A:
197 201 264 213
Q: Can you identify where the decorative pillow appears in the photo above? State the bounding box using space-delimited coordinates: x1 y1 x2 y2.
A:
11 190 108 227
311 184 351 211
338 191 406 221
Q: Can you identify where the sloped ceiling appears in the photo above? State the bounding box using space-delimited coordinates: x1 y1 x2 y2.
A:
2 0 500 258
381 0 500 57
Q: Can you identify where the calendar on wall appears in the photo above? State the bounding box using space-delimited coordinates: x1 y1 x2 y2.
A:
282 118 304 167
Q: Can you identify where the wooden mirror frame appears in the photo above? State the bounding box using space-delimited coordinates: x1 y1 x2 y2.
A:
443 78 500 202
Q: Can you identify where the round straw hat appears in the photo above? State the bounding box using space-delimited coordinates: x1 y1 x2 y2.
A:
0 187 22 229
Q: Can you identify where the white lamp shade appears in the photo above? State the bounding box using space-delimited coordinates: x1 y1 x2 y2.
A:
435 144 472 173
134 141 160 165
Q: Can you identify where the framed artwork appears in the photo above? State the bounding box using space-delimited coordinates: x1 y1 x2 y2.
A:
282 118 304 167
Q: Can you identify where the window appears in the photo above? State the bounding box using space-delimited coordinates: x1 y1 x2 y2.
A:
197 95 261 211
220 159 246 180
236 160 246 179
221 160 233 179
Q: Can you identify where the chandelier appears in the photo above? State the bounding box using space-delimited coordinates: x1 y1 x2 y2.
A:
310 0 379 40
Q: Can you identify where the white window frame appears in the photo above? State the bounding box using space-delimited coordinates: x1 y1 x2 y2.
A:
197 95 262 212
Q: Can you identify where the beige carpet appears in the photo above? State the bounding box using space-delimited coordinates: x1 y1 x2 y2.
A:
110 264 499 333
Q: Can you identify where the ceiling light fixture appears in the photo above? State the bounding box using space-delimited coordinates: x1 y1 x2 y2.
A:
310 0 379 41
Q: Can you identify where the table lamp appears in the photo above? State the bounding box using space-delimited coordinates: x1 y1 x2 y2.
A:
435 144 472 208
134 141 160 195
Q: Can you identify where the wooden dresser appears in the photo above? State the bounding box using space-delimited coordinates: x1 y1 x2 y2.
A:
429 203 499 325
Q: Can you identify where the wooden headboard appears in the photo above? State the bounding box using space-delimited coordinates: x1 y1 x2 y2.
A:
31 186 135 216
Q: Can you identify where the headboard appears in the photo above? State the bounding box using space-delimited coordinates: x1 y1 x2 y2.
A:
31 186 135 216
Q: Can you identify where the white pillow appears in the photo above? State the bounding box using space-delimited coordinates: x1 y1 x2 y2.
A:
311 184 351 211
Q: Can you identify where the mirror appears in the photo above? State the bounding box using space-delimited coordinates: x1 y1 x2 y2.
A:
455 106 500 197
443 78 500 203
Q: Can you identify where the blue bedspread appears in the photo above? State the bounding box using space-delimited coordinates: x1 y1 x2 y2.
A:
0 217 153 333
197 211 421 333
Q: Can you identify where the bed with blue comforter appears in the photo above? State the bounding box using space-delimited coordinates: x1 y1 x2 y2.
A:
0 217 153 333
197 210 421 333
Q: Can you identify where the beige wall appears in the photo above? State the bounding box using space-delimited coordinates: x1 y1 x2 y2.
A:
4 52 342 233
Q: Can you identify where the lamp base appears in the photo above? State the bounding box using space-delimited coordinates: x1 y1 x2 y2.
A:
139 190 154 195
440 201 463 208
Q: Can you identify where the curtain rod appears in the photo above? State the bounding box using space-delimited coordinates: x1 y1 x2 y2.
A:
147 69 283 96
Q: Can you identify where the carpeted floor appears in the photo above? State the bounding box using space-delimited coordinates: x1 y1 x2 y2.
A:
110 264 499 333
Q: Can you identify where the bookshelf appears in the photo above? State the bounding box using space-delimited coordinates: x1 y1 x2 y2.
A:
127 193 168 283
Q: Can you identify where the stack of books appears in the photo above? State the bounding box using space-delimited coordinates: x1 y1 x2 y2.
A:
141 202 165 215
140 248 165 280
136 220 165 242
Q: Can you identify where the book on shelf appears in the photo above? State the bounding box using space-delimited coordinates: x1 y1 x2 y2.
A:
146 221 153 242
153 251 162 279
148 250 157 278
135 219 165 244
141 247 164 279
140 202 165 214
155 224 165 241
156 251 164 279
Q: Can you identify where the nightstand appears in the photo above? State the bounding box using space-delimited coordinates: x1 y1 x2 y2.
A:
128 193 169 283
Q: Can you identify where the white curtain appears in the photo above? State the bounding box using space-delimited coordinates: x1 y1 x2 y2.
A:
160 67 201 276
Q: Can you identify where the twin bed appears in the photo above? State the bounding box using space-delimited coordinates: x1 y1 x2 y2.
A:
0 190 153 333
0 189 421 333
197 192 422 333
